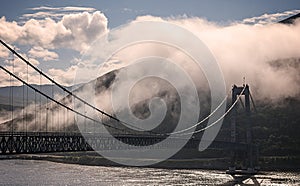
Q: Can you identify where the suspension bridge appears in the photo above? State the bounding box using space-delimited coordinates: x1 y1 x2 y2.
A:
0 39 258 173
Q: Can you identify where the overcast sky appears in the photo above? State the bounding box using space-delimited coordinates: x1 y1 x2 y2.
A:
0 1 300 87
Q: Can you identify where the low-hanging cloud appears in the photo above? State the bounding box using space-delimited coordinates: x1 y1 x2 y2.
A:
1 10 300 132
1 9 300 107
105 13 300 102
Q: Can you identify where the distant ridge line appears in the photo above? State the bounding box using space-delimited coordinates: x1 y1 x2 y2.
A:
279 13 300 24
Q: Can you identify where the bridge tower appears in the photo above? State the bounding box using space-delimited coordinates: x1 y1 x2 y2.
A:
229 84 257 174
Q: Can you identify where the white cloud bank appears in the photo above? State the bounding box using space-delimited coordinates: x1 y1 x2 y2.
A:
102 13 300 101
0 9 108 85
0 9 300 102
28 46 58 61
0 10 108 52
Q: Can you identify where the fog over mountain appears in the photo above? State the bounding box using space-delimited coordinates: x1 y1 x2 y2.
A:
1 14 300 135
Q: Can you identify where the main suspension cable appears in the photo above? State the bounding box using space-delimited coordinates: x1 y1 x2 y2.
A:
0 39 148 133
166 92 229 135
0 65 126 133
175 85 246 136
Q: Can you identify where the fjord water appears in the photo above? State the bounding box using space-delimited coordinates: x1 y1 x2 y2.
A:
0 160 299 185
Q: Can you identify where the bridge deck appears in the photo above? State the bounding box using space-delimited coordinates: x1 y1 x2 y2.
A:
0 132 246 154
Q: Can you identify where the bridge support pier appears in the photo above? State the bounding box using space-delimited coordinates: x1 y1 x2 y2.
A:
228 84 258 175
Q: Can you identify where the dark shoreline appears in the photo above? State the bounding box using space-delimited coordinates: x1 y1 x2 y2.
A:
0 151 230 170
1 151 299 172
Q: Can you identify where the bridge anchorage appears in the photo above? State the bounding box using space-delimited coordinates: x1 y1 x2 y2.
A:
226 84 259 180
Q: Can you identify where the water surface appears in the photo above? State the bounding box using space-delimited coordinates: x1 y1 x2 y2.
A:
0 160 299 185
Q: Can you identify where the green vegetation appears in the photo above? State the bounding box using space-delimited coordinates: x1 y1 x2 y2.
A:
252 97 300 157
